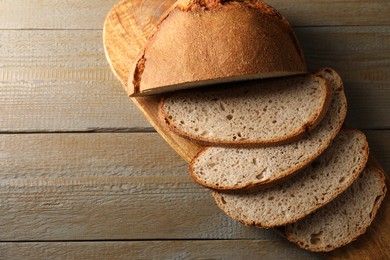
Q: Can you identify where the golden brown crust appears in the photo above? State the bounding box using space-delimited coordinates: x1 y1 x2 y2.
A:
178 0 305 64
129 1 179 95
130 0 307 96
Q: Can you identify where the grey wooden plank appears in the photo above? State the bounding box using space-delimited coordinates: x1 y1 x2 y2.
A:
0 240 319 260
296 26 390 129
0 28 389 132
0 133 270 241
0 131 388 241
0 0 389 29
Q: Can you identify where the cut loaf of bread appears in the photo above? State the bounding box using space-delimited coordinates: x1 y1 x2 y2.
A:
212 128 369 228
129 0 307 96
190 68 346 190
159 72 332 147
285 160 387 252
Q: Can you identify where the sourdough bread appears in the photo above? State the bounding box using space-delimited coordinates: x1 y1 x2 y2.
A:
285 161 387 252
190 68 346 190
159 73 332 147
129 0 307 96
212 128 369 228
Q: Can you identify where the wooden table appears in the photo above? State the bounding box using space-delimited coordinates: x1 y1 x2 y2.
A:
0 0 389 259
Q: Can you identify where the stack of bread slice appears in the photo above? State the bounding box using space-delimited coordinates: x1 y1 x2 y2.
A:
131 0 387 253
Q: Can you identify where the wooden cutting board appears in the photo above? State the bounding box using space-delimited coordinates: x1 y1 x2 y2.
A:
103 0 203 163
103 0 390 258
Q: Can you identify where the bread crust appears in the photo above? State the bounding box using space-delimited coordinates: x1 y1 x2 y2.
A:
211 128 370 228
284 158 387 252
159 73 332 147
188 68 347 190
129 0 307 96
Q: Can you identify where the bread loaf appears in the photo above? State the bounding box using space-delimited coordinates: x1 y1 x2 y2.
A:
129 0 307 96
285 161 387 252
190 68 346 190
212 128 369 228
159 73 332 147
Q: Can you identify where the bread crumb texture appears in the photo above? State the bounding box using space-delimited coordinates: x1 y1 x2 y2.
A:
161 74 330 145
285 163 387 252
190 68 346 190
212 129 369 228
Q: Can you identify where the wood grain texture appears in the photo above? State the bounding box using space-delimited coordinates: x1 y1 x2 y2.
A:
0 29 388 132
0 0 389 258
103 0 390 164
102 1 390 257
311 32 390 127
365 131 390 173
0 132 388 243
0 30 150 132
0 133 266 241
0 0 117 30
1 0 389 29
0 241 318 260
102 0 205 162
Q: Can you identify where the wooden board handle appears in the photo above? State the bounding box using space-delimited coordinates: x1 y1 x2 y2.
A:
103 1 390 258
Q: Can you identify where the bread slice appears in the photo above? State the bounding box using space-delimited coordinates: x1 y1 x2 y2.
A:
129 0 307 96
212 128 369 228
190 68 346 190
159 72 332 147
284 160 387 252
